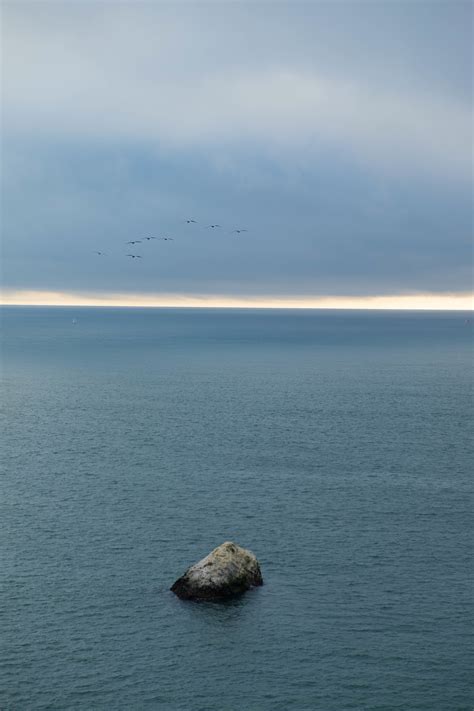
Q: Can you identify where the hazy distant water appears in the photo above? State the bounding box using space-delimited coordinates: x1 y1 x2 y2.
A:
1 307 473 711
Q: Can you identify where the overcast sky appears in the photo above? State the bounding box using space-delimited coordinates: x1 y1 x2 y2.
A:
1 0 472 301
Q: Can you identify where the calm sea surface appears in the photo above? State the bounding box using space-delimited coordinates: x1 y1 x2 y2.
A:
1 307 473 711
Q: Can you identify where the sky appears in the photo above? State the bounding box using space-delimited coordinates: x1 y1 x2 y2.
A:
1 0 472 308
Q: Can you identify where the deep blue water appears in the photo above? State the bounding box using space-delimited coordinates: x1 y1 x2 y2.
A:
1 307 473 711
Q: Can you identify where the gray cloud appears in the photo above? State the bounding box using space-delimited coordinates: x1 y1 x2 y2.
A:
1 1 472 298
3 2 471 180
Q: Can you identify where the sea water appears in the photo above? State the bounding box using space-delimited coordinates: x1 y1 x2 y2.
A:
1 307 472 710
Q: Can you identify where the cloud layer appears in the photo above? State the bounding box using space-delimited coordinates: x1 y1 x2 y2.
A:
2 1 472 299
4 3 471 179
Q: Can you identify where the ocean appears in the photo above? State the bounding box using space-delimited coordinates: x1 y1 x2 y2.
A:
1 307 472 710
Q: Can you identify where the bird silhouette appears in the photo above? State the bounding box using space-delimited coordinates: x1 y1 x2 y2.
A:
126 254 142 259
185 219 198 224
206 224 221 229
231 229 248 234
126 240 142 244
93 251 106 255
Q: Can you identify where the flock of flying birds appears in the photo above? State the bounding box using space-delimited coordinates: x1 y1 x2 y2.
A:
93 219 248 260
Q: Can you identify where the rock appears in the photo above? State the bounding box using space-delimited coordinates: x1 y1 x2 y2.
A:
170 541 263 601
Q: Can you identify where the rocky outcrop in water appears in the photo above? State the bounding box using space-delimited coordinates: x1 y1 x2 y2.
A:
171 541 263 601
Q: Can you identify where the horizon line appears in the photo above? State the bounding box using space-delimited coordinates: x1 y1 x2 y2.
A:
0 290 473 311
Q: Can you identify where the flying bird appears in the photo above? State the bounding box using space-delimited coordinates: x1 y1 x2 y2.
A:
93 251 106 255
185 219 198 224
126 254 142 259
126 240 142 244
206 224 221 229
230 229 248 234
143 236 157 241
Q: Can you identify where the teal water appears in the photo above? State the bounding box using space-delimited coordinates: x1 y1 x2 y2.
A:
1 307 473 710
